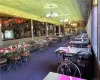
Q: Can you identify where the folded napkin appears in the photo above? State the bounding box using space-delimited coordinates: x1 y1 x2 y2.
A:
65 49 70 53
58 75 69 80
87 45 91 48
58 74 85 80
0 49 4 53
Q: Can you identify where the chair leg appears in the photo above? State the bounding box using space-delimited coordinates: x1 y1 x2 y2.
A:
14 61 17 70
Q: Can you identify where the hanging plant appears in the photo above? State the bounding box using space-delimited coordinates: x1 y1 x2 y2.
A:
20 19 24 23
12 20 15 24
4 21 9 26
15 19 19 24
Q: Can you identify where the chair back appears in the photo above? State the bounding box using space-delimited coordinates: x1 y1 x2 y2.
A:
57 61 81 78
76 51 91 67
0 53 6 58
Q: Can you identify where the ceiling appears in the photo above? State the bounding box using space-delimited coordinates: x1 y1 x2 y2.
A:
0 0 90 25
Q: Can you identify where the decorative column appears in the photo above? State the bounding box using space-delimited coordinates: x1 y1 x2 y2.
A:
59 25 61 36
63 22 65 35
21 28 24 38
53 25 56 36
31 20 34 40
45 23 48 37
0 19 3 46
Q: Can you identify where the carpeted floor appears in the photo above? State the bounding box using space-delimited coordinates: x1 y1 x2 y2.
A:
0 42 64 80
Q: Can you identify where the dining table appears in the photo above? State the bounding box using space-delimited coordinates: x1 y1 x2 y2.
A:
69 40 89 45
0 43 29 54
74 37 88 40
54 47 90 55
43 72 86 80
0 47 17 54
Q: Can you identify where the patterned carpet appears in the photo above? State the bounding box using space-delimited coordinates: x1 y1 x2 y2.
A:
0 41 94 80
0 43 64 80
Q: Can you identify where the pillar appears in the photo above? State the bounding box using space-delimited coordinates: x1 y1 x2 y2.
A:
53 25 55 36
63 22 65 35
21 28 24 38
0 19 3 46
45 23 48 37
31 20 34 40
59 25 61 36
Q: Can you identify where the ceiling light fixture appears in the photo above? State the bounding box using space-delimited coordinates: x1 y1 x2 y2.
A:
60 18 68 23
46 6 58 18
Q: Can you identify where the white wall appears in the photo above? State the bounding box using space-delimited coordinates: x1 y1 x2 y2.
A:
86 12 92 41
92 6 97 56
86 6 97 56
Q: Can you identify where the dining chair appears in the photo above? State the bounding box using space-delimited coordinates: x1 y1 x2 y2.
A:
76 51 91 67
76 51 92 78
26 42 33 52
0 53 7 71
56 50 64 64
57 60 81 78
20 45 30 62
43 40 49 50
51 39 58 47
7 51 21 70
56 50 72 64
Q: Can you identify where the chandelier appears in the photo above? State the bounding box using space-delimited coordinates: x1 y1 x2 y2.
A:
46 6 58 18
60 18 68 23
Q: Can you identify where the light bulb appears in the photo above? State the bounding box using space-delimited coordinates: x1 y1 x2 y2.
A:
51 14 54 17
52 12 58 17
46 12 51 17
64 19 68 22
60 20 63 22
